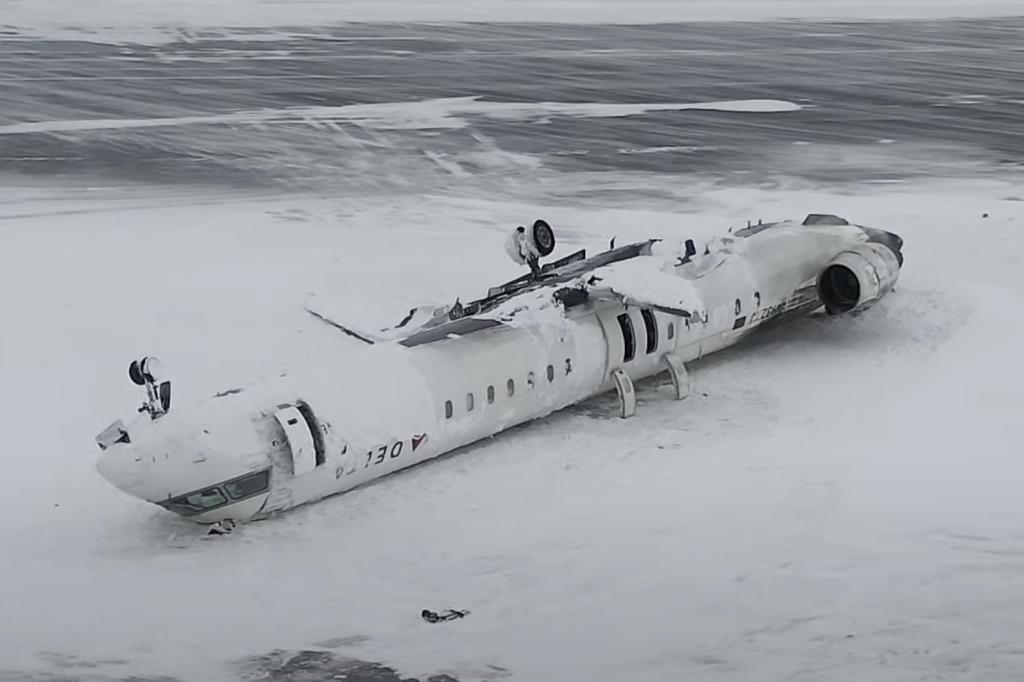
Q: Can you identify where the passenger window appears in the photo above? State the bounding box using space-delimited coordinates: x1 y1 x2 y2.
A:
754 291 761 307
466 393 474 412
546 365 554 382
487 385 495 404
527 371 535 389
735 298 742 315
445 400 453 419
617 313 635 362
668 322 675 340
507 379 515 396
641 309 658 354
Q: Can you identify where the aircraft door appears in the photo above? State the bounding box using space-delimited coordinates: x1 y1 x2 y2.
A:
596 307 647 376
274 404 320 476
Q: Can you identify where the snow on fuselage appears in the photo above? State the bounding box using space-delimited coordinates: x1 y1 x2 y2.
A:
95 219 902 523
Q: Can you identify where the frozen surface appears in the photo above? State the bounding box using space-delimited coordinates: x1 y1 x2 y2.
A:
0 98 802 135
2 0 1023 40
1 176 1023 681
4 21 1023 191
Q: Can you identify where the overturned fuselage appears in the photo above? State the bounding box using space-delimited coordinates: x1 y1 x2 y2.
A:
95 215 903 524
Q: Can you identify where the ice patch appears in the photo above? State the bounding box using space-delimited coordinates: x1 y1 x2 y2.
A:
0 97 803 136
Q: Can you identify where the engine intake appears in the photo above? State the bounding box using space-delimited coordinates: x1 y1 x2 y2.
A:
817 242 901 315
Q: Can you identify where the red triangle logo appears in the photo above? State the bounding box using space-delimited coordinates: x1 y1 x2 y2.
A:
411 433 427 451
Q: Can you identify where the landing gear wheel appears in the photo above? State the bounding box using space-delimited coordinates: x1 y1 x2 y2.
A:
128 360 146 386
531 220 555 257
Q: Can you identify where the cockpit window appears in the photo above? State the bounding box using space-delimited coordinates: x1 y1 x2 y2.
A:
160 487 228 515
224 469 271 501
159 469 271 516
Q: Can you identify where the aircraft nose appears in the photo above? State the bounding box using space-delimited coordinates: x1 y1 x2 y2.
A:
96 445 145 495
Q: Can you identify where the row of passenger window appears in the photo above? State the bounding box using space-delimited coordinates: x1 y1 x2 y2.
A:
444 360 570 420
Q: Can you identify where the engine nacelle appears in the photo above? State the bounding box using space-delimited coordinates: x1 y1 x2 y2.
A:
817 242 901 315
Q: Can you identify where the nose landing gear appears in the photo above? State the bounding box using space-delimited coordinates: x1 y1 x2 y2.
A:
129 356 172 419
95 355 173 451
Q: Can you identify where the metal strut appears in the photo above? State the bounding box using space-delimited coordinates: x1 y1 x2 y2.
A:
662 352 691 400
610 368 636 419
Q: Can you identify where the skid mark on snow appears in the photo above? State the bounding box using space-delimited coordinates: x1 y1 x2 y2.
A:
3 651 474 682
314 635 372 649
928 530 1024 561
34 653 131 670
235 650 465 682
689 653 739 671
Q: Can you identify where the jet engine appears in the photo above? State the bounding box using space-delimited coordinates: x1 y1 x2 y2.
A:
816 242 901 315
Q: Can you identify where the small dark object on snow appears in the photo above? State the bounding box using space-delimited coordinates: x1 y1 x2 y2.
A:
421 609 469 624
207 519 236 536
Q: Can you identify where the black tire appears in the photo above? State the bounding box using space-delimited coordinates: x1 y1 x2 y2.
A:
128 359 146 386
532 219 555 256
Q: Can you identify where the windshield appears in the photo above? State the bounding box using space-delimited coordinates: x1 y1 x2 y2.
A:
159 469 271 516
160 487 228 515
225 470 270 500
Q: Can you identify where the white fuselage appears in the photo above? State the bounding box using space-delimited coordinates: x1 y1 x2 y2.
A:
96 221 895 523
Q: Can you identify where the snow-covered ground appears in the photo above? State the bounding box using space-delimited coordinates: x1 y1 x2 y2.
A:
1 174 1022 680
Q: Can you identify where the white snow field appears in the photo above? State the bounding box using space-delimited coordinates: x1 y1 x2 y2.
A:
1 175 1022 680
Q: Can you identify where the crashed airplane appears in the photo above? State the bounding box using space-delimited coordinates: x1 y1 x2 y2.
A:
95 215 904 527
